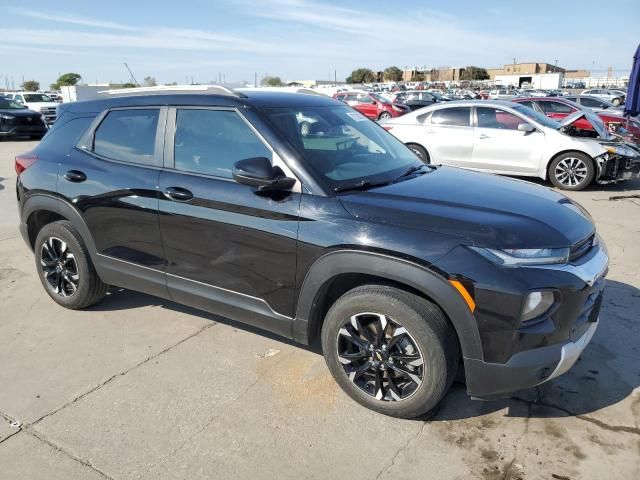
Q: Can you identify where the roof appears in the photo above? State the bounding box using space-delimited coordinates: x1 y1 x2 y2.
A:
63 89 340 114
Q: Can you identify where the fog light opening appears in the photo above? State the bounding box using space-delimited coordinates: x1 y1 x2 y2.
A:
522 291 555 323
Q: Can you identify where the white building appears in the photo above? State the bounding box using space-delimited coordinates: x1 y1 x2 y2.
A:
494 73 564 89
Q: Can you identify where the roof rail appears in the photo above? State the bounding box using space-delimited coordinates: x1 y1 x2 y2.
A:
97 84 247 98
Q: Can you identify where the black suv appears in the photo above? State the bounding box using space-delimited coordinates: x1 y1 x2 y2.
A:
16 87 608 418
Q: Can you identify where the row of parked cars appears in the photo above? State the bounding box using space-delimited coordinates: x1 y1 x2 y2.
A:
332 88 639 191
0 91 61 140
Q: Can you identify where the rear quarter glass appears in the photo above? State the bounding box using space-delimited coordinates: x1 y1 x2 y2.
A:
37 116 96 154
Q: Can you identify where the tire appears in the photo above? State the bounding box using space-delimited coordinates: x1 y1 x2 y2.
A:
548 152 595 191
34 220 108 309
321 285 458 419
611 98 621 106
406 143 430 163
378 112 392 120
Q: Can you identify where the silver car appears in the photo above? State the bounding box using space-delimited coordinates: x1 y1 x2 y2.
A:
581 89 624 106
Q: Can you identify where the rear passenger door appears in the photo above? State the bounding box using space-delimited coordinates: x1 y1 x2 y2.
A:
158 107 301 336
422 106 474 167
64 107 169 297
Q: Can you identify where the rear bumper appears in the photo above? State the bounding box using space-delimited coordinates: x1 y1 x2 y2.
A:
465 319 598 399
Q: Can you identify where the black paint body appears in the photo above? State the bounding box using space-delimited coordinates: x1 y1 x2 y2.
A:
17 91 606 399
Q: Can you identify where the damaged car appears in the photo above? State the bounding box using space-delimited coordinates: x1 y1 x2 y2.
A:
381 100 640 191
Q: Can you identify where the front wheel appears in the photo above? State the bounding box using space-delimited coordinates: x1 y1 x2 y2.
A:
406 143 430 163
321 285 458 419
611 98 621 106
378 111 392 120
548 152 595 191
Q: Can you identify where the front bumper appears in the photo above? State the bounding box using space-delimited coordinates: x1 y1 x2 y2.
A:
440 242 609 400
465 318 598 399
596 153 640 183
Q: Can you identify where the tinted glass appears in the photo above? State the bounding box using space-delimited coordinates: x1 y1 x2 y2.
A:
518 100 535 109
477 107 524 130
430 107 471 127
94 109 159 165
174 109 271 178
41 116 95 153
539 101 574 113
262 105 418 190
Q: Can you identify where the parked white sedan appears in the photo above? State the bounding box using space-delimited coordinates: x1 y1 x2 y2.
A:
581 89 624 106
380 100 609 190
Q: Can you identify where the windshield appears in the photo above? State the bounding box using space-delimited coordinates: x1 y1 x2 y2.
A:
262 105 419 191
23 94 52 103
0 98 26 109
511 104 560 129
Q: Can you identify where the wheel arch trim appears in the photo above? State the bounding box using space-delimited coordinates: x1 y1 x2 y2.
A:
293 249 483 360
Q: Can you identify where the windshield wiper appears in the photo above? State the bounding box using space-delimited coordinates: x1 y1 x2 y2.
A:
394 163 430 182
334 179 391 193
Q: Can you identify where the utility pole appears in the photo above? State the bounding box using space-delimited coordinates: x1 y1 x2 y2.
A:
123 62 138 85
254 72 257 87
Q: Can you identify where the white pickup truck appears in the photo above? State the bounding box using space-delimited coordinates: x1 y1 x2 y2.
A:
6 92 59 125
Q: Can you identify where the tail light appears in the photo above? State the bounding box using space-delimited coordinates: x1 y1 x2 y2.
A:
382 126 393 131
15 153 38 175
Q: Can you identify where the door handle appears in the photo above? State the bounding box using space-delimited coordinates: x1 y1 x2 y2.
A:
64 170 87 182
478 134 490 139
163 187 193 202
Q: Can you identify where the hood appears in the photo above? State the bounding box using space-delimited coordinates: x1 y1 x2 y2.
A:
23 101 58 108
0 107 41 117
339 166 594 249
560 110 613 139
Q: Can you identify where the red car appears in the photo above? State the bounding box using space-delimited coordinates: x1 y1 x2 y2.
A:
512 97 640 145
333 91 410 120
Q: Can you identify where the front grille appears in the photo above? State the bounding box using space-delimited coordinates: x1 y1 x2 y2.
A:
16 116 42 126
569 235 594 262
39 107 57 115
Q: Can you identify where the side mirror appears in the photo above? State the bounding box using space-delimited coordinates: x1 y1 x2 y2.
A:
517 123 535 133
232 157 295 191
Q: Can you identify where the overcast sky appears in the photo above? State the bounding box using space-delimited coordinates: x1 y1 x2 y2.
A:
2 0 638 88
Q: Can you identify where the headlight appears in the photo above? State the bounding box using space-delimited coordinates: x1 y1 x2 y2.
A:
522 291 555 322
470 246 570 266
605 145 639 157
0 114 15 120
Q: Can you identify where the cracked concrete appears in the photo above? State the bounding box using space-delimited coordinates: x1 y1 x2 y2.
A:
1 140 639 479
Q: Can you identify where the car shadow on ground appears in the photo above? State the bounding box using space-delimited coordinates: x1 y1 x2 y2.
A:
91 279 639 423
0 177 5 191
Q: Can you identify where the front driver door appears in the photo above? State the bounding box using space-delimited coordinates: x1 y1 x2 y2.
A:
471 106 544 174
158 107 301 337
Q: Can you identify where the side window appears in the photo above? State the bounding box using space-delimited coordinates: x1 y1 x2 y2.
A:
580 97 599 107
356 94 374 104
518 100 536 109
94 109 160 165
539 101 574 113
430 107 471 127
477 107 524 130
42 116 95 153
174 109 271 179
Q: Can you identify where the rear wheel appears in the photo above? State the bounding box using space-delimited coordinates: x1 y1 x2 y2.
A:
35 221 108 309
548 152 595 191
611 98 621 106
378 111 392 120
406 143 430 163
321 285 458 419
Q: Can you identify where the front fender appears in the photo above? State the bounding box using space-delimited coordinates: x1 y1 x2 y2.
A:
293 249 483 361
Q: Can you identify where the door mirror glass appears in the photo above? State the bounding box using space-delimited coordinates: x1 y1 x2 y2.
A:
232 157 295 191
517 123 535 133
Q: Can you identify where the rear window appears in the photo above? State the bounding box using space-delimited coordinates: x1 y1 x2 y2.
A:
93 109 160 165
429 107 471 127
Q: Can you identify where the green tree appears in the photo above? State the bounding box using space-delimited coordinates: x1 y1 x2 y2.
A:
119 82 138 88
261 76 284 87
143 76 157 87
460 66 489 81
383 66 403 82
21 80 40 91
346 68 376 84
51 72 82 90
413 71 426 82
